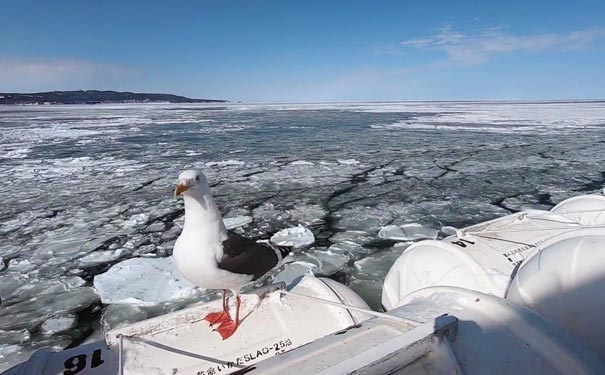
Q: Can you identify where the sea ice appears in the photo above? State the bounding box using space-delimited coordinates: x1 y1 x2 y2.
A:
100 305 148 331
306 249 350 275
0 330 30 345
93 257 200 306
270 225 315 248
333 207 393 233
0 287 98 331
352 246 408 279
223 215 253 230
286 205 327 225
128 213 150 226
290 160 314 166
441 226 458 236
40 315 77 335
329 231 374 246
377 223 438 241
2 100 605 369
76 249 123 267
273 261 318 286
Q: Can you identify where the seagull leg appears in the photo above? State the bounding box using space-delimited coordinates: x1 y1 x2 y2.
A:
216 295 241 340
204 289 230 326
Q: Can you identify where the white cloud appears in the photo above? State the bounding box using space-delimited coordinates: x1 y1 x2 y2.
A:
400 25 605 65
0 57 137 92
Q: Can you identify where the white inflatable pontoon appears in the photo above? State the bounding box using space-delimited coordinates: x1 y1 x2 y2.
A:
4 193 605 374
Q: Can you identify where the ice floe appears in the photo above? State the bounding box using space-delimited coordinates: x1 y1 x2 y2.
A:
377 223 439 241
93 257 200 306
40 315 77 336
270 225 315 248
273 261 318 286
223 215 253 230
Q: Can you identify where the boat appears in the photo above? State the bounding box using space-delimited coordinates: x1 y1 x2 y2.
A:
3 193 605 374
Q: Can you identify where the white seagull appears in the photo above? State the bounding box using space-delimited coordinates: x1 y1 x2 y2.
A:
173 169 291 339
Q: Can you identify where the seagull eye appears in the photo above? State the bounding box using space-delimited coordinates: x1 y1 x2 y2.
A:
195 176 200 181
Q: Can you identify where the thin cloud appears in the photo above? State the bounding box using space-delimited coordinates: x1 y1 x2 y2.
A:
0 57 137 92
400 25 605 65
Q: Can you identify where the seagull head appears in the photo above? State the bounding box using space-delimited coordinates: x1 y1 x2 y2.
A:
174 169 211 198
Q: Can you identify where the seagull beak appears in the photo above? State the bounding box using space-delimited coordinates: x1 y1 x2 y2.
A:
174 183 190 197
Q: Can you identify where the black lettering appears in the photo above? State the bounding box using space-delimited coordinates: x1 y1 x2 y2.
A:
262 347 270 355
451 240 467 248
64 354 86 375
91 349 104 368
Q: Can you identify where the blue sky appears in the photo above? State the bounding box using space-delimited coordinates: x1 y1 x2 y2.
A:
1 0 604 101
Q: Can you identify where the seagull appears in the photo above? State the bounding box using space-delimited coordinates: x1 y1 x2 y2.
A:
173 169 291 339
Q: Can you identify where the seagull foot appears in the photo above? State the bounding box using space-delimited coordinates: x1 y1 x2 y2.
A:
215 320 238 340
204 311 229 326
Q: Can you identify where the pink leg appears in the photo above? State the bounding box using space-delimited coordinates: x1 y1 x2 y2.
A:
216 295 241 340
204 290 230 326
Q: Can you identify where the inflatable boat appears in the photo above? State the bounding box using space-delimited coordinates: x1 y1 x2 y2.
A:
4 193 605 374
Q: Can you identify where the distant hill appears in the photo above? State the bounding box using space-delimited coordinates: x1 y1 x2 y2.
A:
0 90 227 105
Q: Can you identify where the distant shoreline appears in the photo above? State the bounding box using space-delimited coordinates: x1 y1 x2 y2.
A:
0 90 227 105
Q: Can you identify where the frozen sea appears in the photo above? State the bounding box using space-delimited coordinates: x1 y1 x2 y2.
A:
1 100 605 369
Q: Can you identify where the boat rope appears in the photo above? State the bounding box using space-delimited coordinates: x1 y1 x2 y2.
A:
115 334 246 375
526 217 582 225
470 234 537 247
464 224 605 235
541 208 605 214
279 290 422 326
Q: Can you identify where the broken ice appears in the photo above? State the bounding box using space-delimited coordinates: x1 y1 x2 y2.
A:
377 224 438 241
1 101 604 369
93 257 200 306
270 225 315 248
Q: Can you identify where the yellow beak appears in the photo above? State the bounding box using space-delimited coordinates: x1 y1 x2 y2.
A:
174 183 190 197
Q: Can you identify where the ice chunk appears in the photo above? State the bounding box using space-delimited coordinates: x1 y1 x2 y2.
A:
333 207 393 233
76 249 123 267
206 159 245 167
287 205 327 225
7 259 35 273
0 330 30 345
378 223 438 241
40 315 76 335
270 225 315 248
338 159 359 165
128 213 149 226
353 247 408 279
307 249 350 275
290 160 314 166
252 203 290 222
441 226 458 236
0 287 98 331
93 257 199 306
223 215 253 230
273 261 318 286
329 231 374 246
146 221 165 232
100 305 148 331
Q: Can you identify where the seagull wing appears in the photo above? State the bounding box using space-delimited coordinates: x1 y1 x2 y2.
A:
218 233 291 280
